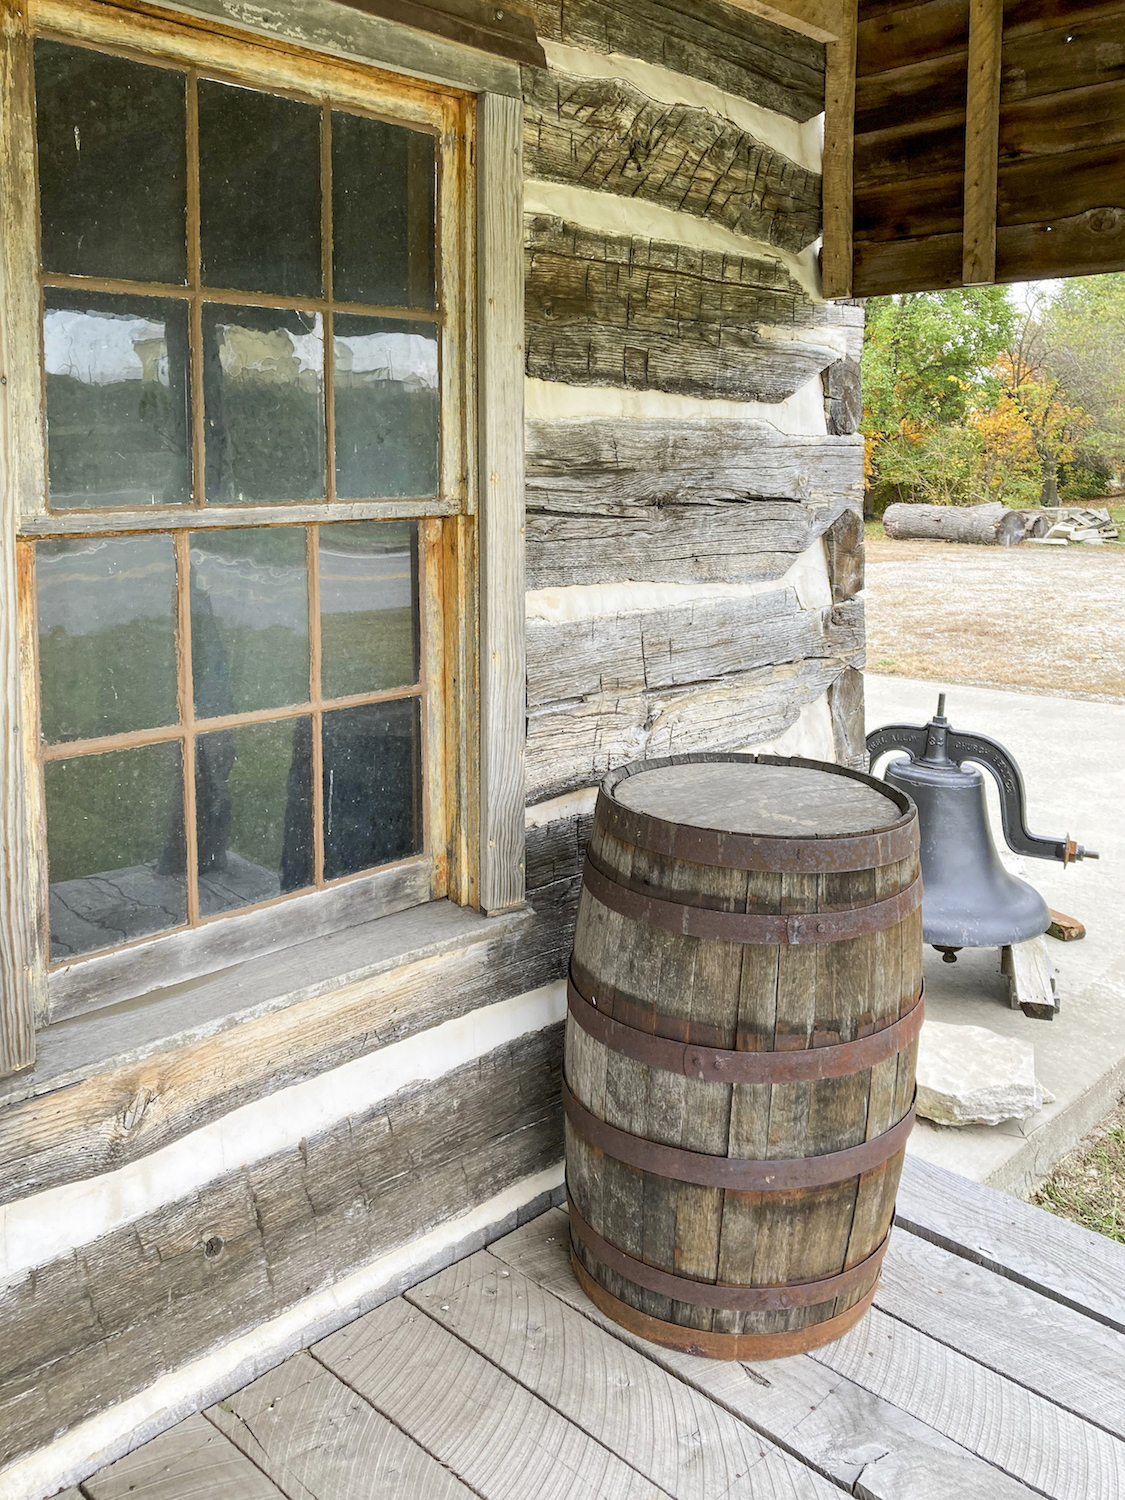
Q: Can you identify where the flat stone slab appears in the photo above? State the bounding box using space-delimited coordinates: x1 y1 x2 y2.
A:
917 1020 1043 1126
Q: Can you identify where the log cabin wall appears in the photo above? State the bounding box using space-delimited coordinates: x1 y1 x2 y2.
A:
0 3 866 1491
519 0 868 901
853 0 1125 295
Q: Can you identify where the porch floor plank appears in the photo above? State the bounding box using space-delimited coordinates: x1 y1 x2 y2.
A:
73 1175 1125 1500
80 1413 285 1500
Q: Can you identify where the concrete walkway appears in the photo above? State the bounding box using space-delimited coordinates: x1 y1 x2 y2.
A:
866 674 1125 1195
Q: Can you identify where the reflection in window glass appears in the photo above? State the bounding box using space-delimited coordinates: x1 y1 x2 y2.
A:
35 39 188 285
333 316 438 499
37 536 178 743
198 79 321 298
332 112 436 309
197 717 313 915
323 697 421 880
319 521 418 700
45 741 186 960
203 307 325 504
44 289 192 510
190 529 309 717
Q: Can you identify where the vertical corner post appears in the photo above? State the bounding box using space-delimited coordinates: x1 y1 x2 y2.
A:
962 0 1003 286
821 0 858 300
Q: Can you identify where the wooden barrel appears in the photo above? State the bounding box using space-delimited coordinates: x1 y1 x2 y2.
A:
564 752 923 1360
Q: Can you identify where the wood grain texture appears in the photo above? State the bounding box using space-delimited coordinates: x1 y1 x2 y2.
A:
875 1225 1125 1439
208 1350 478 1498
478 93 527 915
962 0 1003 282
406 1249 842 1497
827 666 867 769
527 593 864 707
524 0 827 120
0 898 574 1206
0 1026 564 1470
315 1295 673 1499
817 1304 1125 1498
525 216 849 404
896 1154 1125 1335
81 1413 284 1500
525 417 865 591
821 0 859 297
0 0 43 1076
526 654 859 801
523 69 823 255
490 1210 1042 1500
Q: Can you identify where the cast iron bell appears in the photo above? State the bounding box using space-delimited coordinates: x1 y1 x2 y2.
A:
867 696 1097 956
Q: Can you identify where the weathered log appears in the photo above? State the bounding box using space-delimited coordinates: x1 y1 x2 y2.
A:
828 665 867 769
526 592 863 706
882 502 1027 546
824 506 864 601
822 353 864 435
525 215 850 404
524 0 826 121
526 634 863 800
523 69 822 254
524 418 864 589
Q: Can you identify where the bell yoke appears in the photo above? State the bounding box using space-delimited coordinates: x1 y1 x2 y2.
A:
867 696 1097 958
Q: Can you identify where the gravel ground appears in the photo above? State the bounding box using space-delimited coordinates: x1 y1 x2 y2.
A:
864 536 1125 700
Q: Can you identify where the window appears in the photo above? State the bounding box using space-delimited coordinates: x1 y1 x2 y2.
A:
2 5 495 1033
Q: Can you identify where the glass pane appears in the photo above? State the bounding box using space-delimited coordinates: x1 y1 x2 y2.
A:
38 536 178 744
333 316 438 499
197 716 313 916
45 741 186 960
35 40 187 284
44 290 192 510
198 79 321 297
319 521 418 700
323 697 421 880
332 112 435 309
190 529 309 717
203 306 325 504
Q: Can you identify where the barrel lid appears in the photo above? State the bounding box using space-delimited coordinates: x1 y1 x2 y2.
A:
599 754 917 872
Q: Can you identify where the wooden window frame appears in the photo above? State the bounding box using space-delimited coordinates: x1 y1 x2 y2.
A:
0 0 527 1076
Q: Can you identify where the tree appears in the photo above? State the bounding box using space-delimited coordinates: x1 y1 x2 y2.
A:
861 287 1017 434
1039 274 1125 473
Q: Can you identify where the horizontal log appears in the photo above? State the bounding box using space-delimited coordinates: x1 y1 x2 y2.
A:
524 418 865 589
524 215 851 404
0 892 575 1207
524 0 826 120
525 810 596 892
527 591 863 704
526 652 858 800
883 500 1027 543
0 1025 565 1471
523 69 822 255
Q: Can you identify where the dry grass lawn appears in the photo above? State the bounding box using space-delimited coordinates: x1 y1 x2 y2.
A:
864 536 1125 700
1034 1096 1125 1244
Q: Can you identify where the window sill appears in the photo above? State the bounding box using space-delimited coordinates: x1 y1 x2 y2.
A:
0 898 531 1113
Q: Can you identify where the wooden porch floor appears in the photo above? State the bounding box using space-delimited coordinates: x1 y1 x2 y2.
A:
66 1158 1125 1500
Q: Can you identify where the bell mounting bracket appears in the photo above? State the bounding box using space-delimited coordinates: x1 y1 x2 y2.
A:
866 695 1098 866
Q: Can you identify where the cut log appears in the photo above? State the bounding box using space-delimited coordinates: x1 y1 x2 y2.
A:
523 69 823 255
882 502 1028 546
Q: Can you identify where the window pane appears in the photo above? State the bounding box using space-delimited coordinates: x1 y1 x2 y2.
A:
45 741 186 960
332 112 435 309
38 536 178 743
35 40 187 284
198 79 321 297
203 306 325 504
333 316 438 499
319 521 418 700
197 716 313 915
44 290 192 510
323 697 421 880
190 529 309 717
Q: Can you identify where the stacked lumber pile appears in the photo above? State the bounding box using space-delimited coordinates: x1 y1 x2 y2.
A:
1028 507 1120 546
